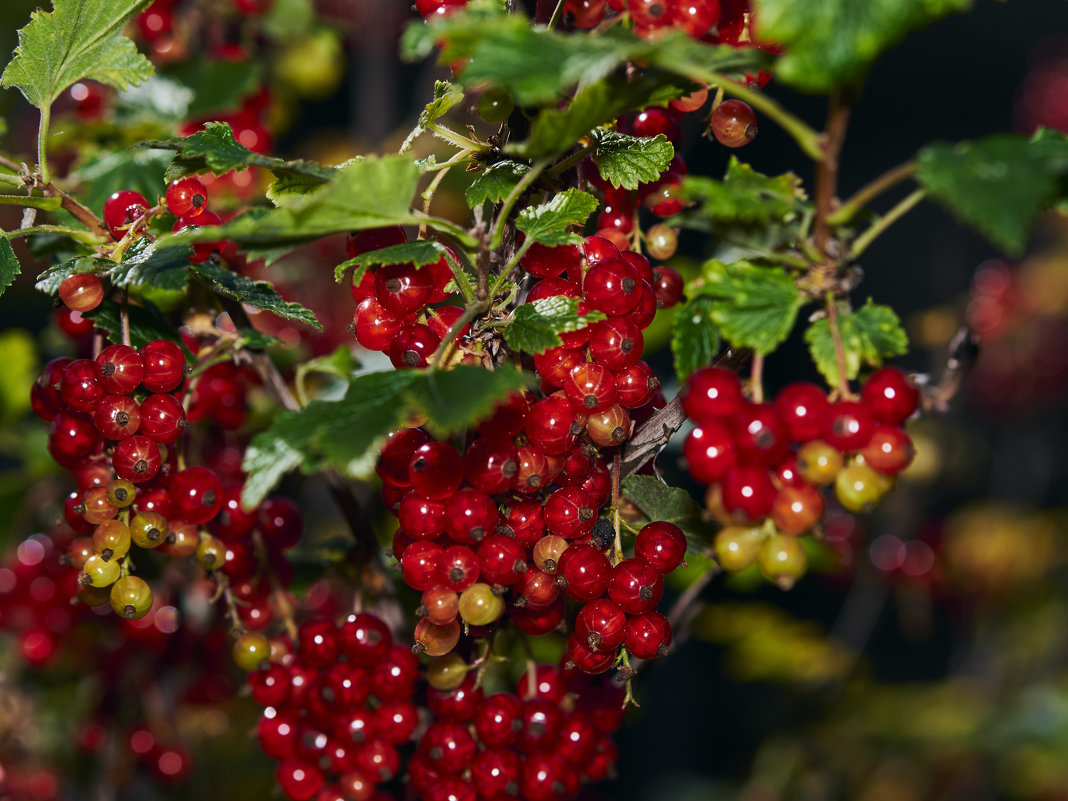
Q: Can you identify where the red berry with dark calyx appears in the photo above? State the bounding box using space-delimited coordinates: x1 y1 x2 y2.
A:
426 305 469 341
583 257 642 316
824 400 876 452
732 403 790 466
276 759 324 801
635 521 687 574
374 262 434 317
138 393 186 443
518 698 563 753
608 557 664 615
771 483 824 536
515 444 550 494
420 721 477 775
566 633 615 674
408 441 464 500
500 495 546 545
165 177 208 219
388 323 441 369
443 489 499 545
710 99 758 148
398 492 445 539
652 265 684 308
575 598 627 651
338 612 393 665
624 611 672 659
544 486 597 540
515 567 560 609
93 394 141 440
169 466 222 524
371 645 420 701
534 346 585 388
477 534 528 586
472 747 521 800
95 345 143 394
112 435 161 483
259 496 303 550
564 361 617 413
557 441 596 486
556 543 612 602
50 411 99 466
346 226 406 259
428 673 484 721
103 190 150 239
522 242 582 278
861 367 920 425
589 317 644 371
400 540 443 591
525 395 581 455
436 545 480 593
511 594 566 636
376 428 430 487
477 392 530 440
474 692 524 747
615 360 660 408
463 437 518 494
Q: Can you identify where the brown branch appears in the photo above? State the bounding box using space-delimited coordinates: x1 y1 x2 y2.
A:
813 89 852 256
43 182 109 239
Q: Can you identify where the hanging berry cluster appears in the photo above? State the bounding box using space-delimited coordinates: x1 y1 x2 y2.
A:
681 365 920 587
251 611 625 801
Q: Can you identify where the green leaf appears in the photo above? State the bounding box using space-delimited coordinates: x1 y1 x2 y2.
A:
83 298 180 348
190 260 322 331
165 60 260 118
511 74 683 160
804 299 908 387
70 148 170 217
242 365 527 506
297 345 360 384
621 474 710 545
333 240 449 284
168 155 423 251
682 157 807 225
503 296 607 355
671 296 720 383
143 121 336 186
0 236 20 298
516 188 599 247
916 131 1068 256
693 259 802 355
410 365 529 437
35 254 113 294
1 0 154 110
591 129 674 191
109 239 190 292
465 161 530 209
401 81 465 152
752 0 972 93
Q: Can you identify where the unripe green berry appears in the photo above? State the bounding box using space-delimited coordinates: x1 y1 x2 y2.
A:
714 525 764 572
426 652 469 691
233 632 270 671
109 575 153 619
80 554 121 587
458 582 504 626
757 534 807 589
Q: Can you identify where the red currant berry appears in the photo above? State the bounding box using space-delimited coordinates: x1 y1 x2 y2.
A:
575 598 627 651
533 345 585 388
58 273 104 313
94 345 143 395
61 359 104 412
477 534 527 586
443 489 498 545
774 382 831 442
682 366 744 423
500 495 546 545
400 540 443 591
771 483 824 536
624 611 672 659
352 296 402 352
544 487 597 540
103 190 149 239
683 422 738 483
376 428 430 486
720 464 776 521
138 393 186 443
112 435 161 483
165 177 208 219
589 318 644 371
518 698 563 752
346 226 406 260
388 323 441 369
259 496 303 550
462 437 518 494
564 361 617 413
428 673 484 721
472 748 521 800
521 242 581 279
398 491 446 539
276 759 324 801
566 633 615 673
615 360 660 408
608 557 664 614
139 340 186 392
93 394 141 440
338 612 392 665
583 257 642 316
408 442 464 500
861 367 920 425
374 262 433 317
556 543 612 602
420 721 477 775
824 400 876 452
652 265 684 308
860 424 914 474
710 99 757 148
525 395 581 455
436 545 481 593
732 403 790 465
635 521 687 574
511 594 566 636
474 692 523 746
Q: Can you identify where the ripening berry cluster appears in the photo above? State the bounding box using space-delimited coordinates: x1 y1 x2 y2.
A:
31 331 305 627
250 612 623 801
680 365 920 587
372 232 687 673
348 226 463 370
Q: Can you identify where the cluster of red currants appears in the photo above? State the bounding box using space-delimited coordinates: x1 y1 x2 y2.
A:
348 226 463 370
681 365 920 587
251 611 624 801
136 0 275 64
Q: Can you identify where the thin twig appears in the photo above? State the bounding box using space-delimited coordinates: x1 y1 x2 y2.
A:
848 189 926 260
750 353 764 403
120 290 131 347
813 90 852 255
829 161 917 226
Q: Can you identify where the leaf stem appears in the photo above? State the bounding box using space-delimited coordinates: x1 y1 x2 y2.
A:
675 66 822 161
120 289 131 347
42 182 110 239
0 174 21 188
426 122 490 153
611 450 623 565
825 291 853 398
750 353 764 403
0 194 61 210
4 224 104 245
490 160 548 251
829 161 917 227
37 107 51 185
489 238 532 300
848 189 926 260
443 248 477 304
429 300 486 370
547 144 593 178
547 0 567 29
